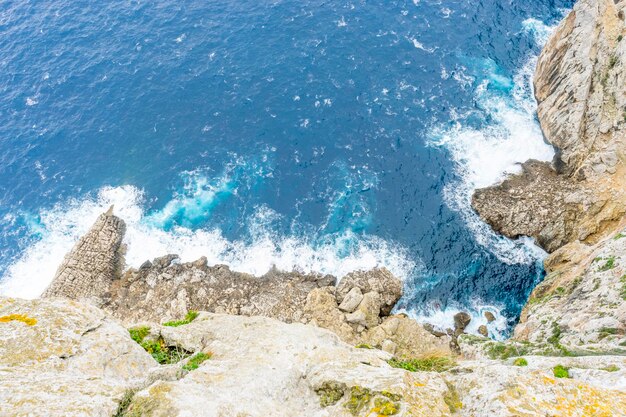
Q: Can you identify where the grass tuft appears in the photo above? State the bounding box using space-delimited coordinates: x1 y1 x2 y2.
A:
182 352 212 371
163 311 199 327
513 358 528 367
553 364 570 378
387 355 456 373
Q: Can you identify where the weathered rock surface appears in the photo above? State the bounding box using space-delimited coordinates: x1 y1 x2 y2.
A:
3 296 626 417
0 296 155 417
514 222 626 352
472 0 626 253
42 206 126 305
40 209 452 357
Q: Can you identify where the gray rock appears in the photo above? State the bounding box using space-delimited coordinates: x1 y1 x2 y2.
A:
335 268 402 315
338 287 364 313
41 206 126 305
345 310 367 327
381 339 397 355
356 291 383 329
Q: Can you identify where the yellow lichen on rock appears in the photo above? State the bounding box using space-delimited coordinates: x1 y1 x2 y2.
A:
0 313 37 326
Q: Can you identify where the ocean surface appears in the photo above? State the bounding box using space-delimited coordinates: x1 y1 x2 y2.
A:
0 0 573 337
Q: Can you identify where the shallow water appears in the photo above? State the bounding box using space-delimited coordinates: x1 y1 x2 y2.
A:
0 0 573 337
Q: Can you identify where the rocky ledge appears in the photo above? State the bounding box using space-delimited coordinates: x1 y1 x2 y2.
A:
3 295 626 417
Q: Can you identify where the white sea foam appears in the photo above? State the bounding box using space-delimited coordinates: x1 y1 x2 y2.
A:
404 300 509 341
427 21 558 265
0 185 416 299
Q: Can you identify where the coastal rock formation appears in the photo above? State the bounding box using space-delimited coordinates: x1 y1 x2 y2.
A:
514 222 626 351
42 206 126 305
472 0 626 253
2 295 626 417
471 0 626 354
41 210 451 357
0 296 155 416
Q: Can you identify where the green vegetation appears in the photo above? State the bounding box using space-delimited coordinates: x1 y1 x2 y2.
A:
609 55 619 69
601 365 619 372
128 326 191 364
182 352 212 371
614 232 625 240
598 256 616 272
598 327 619 340
113 390 135 417
343 386 371 415
553 365 570 378
484 340 535 360
129 326 150 344
619 35 624 42
162 311 199 327
355 343 373 349
387 356 456 373
513 358 528 367
620 275 626 301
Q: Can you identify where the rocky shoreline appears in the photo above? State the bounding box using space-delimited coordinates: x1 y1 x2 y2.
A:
1 0 626 415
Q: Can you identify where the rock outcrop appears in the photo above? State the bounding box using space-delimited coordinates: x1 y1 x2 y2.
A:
3 295 626 417
472 0 626 253
42 206 126 305
471 0 626 353
40 209 452 357
0 296 155 416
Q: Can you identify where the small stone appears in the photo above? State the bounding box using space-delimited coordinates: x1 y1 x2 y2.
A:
192 256 208 268
345 310 367 327
381 339 397 355
484 312 496 323
338 288 364 313
478 325 489 337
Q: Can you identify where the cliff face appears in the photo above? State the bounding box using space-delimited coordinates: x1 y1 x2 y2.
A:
473 0 626 253
473 0 626 351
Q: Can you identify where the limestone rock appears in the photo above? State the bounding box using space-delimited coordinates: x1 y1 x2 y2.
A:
0 296 155 417
484 312 495 323
336 268 402 315
42 207 126 305
514 223 626 352
338 287 363 312
472 0 626 253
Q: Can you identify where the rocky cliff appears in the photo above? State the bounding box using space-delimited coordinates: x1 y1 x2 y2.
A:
473 0 626 253
472 0 626 352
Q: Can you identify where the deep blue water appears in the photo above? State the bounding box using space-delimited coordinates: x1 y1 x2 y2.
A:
0 0 573 336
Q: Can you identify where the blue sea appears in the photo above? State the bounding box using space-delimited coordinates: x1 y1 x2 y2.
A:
0 0 573 337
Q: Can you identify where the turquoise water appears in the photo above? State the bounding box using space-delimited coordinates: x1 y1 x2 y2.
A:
0 0 572 336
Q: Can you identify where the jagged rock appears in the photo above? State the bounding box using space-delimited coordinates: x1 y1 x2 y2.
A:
453 312 471 335
478 325 488 338
472 0 626 253
355 291 382 329
336 268 402 316
0 296 155 416
41 207 126 305
424 323 448 337
338 287 363 313
345 310 367 327
484 312 496 323
514 223 626 351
